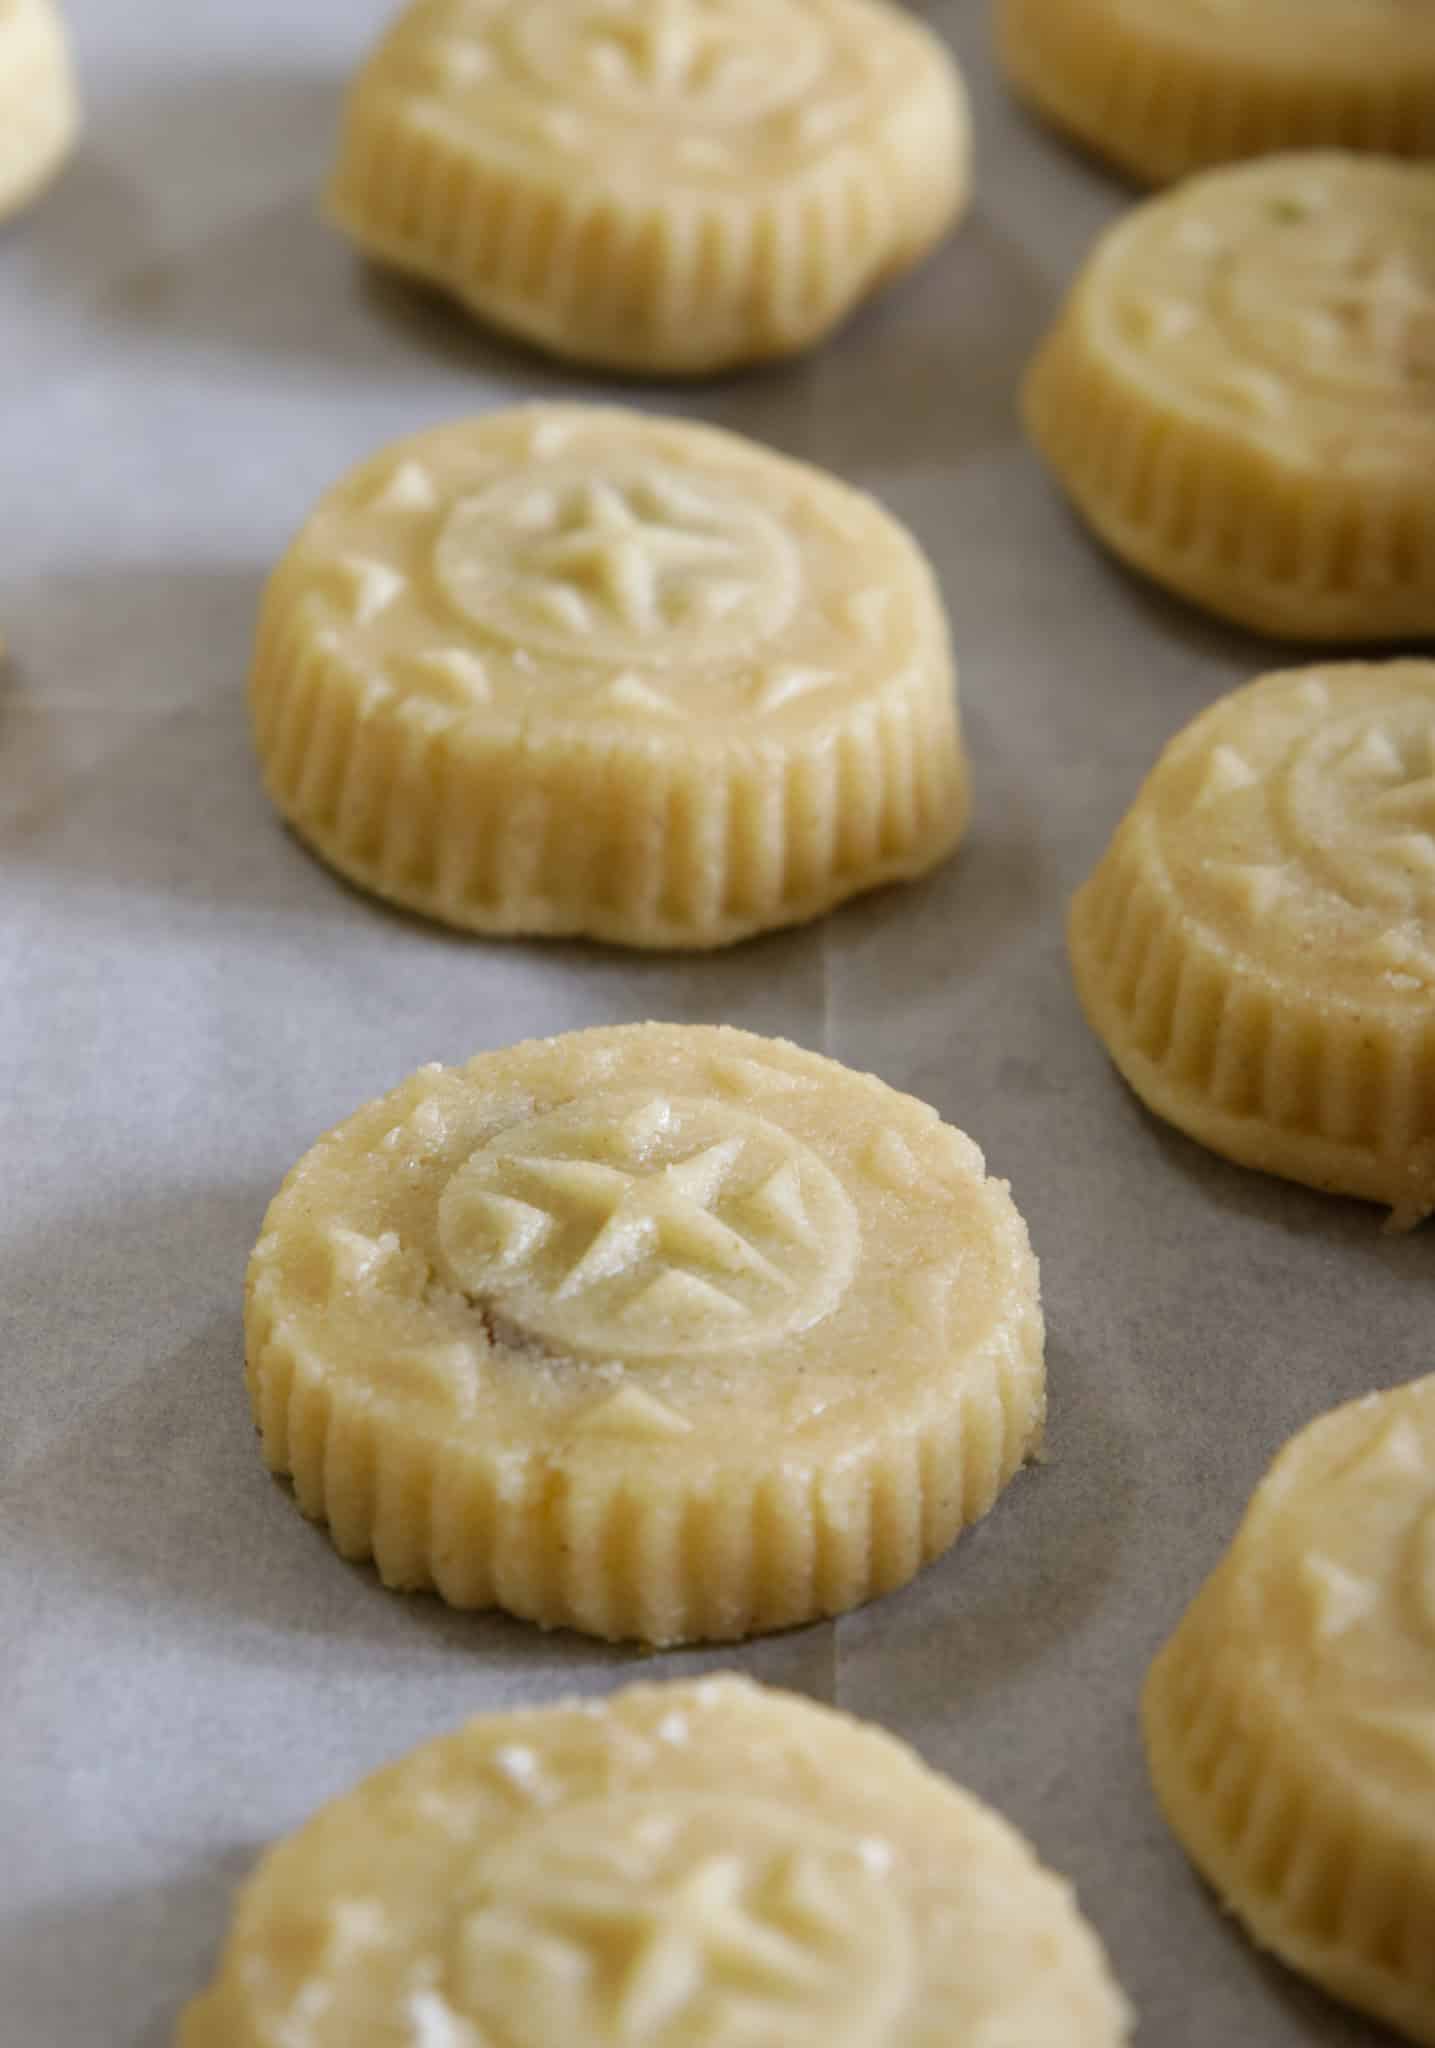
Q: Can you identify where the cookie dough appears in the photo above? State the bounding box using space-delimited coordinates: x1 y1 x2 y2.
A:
325 0 969 374
998 0 1435 188
179 1675 1131 2047
251 405 969 949
1024 154 1435 640
245 1023 1045 1643
0 0 78 220
1070 660 1435 1226
1145 1377 1435 2044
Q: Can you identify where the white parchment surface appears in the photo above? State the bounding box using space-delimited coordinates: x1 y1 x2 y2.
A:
1 3 1425 2041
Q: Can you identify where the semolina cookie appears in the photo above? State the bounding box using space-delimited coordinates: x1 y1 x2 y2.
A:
0 0 78 221
1024 154 1435 641
1144 1377 1435 2044
997 0 1435 190
1070 660 1435 1226
251 405 968 950
178 1675 1131 2048
325 0 969 375
244 1023 1045 1645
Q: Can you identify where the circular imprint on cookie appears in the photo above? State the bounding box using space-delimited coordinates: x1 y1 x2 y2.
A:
433 463 801 665
451 1792 907 2047
437 1090 860 1359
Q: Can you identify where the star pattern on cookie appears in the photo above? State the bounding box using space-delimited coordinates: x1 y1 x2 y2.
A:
481 1845 850 2038
507 1137 790 1310
510 478 756 640
581 0 765 108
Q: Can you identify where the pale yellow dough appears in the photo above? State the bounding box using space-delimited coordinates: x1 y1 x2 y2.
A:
0 0 78 220
245 1023 1045 1644
1071 660 1435 1224
325 0 969 374
998 0 1435 188
179 1675 1131 2048
251 405 969 949
1145 1378 1435 2044
1024 154 1435 640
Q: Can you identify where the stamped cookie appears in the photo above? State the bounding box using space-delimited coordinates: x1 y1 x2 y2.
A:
251 405 968 949
998 0 1435 188
325 0 969 374
244 1023 1044 1644
1024 154 1435 640
1070 661 1435 1225
0 0 78 220
179 1674 1131 2048
1145 1378 1435 2043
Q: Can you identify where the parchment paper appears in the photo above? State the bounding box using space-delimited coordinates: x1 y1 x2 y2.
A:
2 3 1427 2040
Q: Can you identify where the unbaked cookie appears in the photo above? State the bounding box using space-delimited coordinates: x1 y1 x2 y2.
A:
251 405 968 950
1145 1377 1435 2044
245 1023 1045 1644
0 0 78 220
1069 660 1435 1226
998 0 1435 189
325 0 969 374
179 1674 1131 2048
1024 154 1435 640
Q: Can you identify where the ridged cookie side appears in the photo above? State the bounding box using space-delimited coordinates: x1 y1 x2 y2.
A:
243 1217 1044 1646
1068 819 1435 1224
1144 1582 1435 2044
1023 319 1435 642
324 59 967 374
250 572 970 950
997 0 1435 187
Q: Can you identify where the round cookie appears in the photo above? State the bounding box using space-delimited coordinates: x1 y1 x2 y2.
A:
1144 1378 1435 2044
245 1023 1045 1644
0 0 78 220
997 0 1435 189
179 1674 1131 2048
1070 660 1435 1226
324 0 969 375
1023 154 1435 640
251 405 968 950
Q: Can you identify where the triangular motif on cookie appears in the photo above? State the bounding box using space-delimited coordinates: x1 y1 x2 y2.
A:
368 459 440 514
329 555 407 627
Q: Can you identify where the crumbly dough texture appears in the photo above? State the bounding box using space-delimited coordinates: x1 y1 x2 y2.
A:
1024 154 1435 640
998 0 1435 188
178 1675 1131 2048
1144 1378 1435 2044
251 405 969 950
0 0 78 220
245 1023 1045 1644
1071 660 1435 1225
325 0 969 374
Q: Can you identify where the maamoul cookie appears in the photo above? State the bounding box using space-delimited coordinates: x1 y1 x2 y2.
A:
1144 1378 1435 2044
179 1674 1132 2047
245 1022 1045 1644
0 0 78 221
251 405 968 949
1070 660 1435 1226
997 0 1435 189
325 0 969 375
1024 154 1435 640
